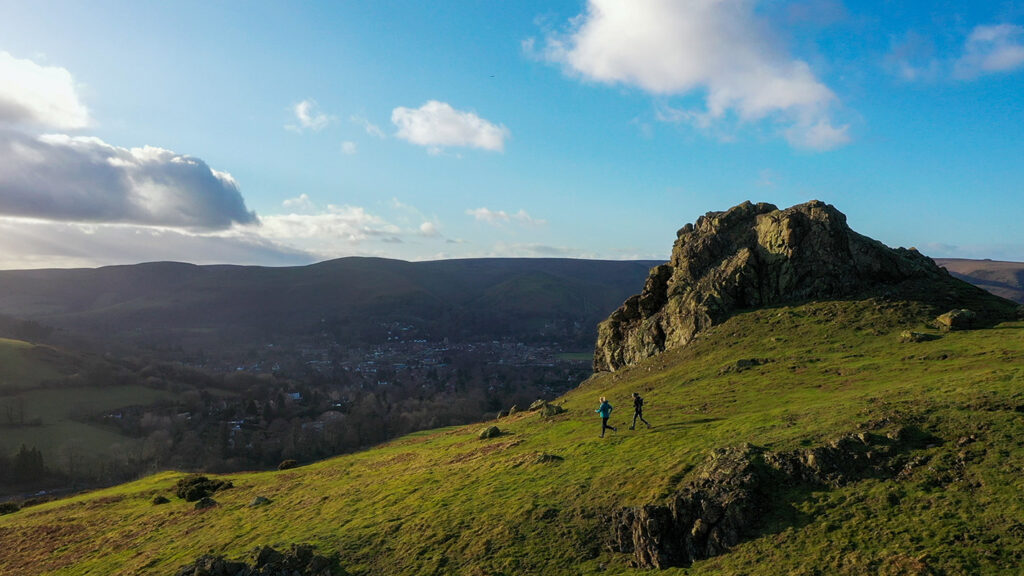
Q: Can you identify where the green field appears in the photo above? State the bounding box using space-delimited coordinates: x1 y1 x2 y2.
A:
0 386 172 460
0 338 174 462
1 299 1022 575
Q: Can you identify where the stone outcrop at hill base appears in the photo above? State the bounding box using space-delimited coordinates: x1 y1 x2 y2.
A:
608 429 933 568
175 545 343 576
594 200 1016 372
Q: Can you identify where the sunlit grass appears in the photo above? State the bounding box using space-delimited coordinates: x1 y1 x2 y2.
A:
2 299 1022 575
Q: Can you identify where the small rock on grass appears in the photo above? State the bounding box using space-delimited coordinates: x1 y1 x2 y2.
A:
479 425 501 439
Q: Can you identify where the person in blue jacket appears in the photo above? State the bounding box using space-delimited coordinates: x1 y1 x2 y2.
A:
596 396 616 437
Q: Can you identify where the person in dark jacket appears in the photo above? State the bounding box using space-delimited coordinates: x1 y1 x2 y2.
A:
596 396 616 437
629 392 651 430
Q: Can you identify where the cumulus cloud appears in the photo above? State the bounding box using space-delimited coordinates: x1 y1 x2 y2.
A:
287 99 333 132
536 0 847 150
392 101 509 153
954 24 1024 79
0 130 255 229
418 221 440 237
467 207 545 226
0 51 90 130
350 115 386 139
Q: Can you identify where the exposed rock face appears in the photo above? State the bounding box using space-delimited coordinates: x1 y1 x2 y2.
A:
935 308 976 331
608 431 930 568
175 544 343 576
595 200 1012 372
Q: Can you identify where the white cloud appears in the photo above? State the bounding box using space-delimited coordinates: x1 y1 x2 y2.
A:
392 101 509 153
350 115 386 139
537 0 847 150
0 130 255 229
784 118 849 150
0 217 313 269
257 205 399 242
954 24 1024 79
467 207 546 227
0 51 90 130
282 193 316 213
287 99 333 132
419 221 440 237
341 141 358 155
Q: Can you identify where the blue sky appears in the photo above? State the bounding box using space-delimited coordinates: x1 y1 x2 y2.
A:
0 0 1022 268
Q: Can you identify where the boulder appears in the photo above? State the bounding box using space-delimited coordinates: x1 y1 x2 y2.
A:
151 495 170 505
194 497 218 510
539 403 567 418
478 426 501 439
175 475 232 502
935 309 976 331
528 399 547 411
250 496 272 507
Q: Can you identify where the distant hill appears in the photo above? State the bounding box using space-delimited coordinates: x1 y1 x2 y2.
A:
0 258 662 357
936 258 1024 303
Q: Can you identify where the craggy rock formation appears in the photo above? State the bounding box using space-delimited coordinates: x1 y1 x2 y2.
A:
175 544 343 576
608 430 931 568
595 200 1016 371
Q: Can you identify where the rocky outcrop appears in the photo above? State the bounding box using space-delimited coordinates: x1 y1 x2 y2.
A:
595 201 1015 371
175 544 343 576
608 430 931 568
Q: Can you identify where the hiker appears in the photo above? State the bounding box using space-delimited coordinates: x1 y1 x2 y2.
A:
629 392 651 430
596 396 616 437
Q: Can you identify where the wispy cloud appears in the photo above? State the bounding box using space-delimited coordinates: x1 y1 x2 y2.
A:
341 141 358 155
532 0 847 150
286 99 333 132
392 101 509 153
350 114 386 139
954 24 1024 80
0 51 90 130
282 193 316 213
887 24 1024 82
466 207 546 227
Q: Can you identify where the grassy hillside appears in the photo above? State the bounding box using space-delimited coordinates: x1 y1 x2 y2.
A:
1 299 1022 575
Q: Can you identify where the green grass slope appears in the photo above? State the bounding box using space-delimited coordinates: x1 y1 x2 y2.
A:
1 299 1022 575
